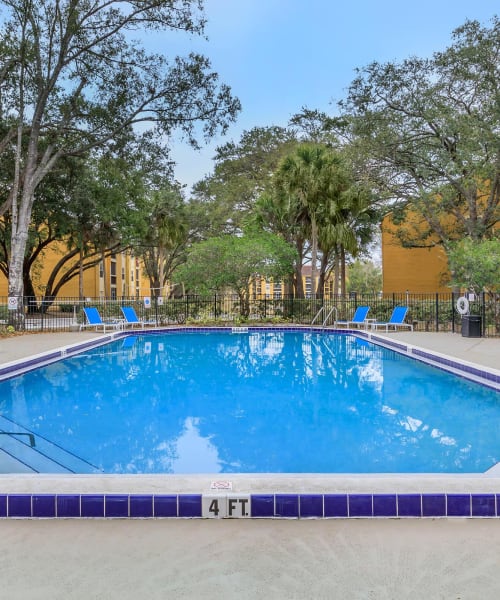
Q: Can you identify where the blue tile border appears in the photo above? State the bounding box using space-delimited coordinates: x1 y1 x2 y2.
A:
411 348 500 388
275 494 299 518
373 494 398 517
251 494 274 517
397 494 422 517
153 495 177 517
81 494 105 517
324 494 348 517
33 494 56 517
473 494 496 517
0 492 499 519
299 494 323 518
57 494 80 517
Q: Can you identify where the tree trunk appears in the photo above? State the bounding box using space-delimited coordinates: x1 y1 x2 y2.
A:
340 247 347 296
317 252 330 298
294 237 305 298
158 245 166 296
23 274 39 313
333 249 340 296
79 247 84 299
239 289 250 318
101 250 107 297
8 228 29 329
310 217 318 296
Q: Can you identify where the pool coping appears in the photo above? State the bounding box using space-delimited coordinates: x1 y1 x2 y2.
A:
1 326 500 518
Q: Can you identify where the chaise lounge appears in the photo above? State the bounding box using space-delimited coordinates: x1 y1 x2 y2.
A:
334 306 370 329
370 306 413 331
120 306 157 329
80 307 123 332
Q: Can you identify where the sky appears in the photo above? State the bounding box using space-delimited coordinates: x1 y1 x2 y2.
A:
158 0 499 192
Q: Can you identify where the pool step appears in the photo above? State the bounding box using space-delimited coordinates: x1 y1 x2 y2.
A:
0 415 101 474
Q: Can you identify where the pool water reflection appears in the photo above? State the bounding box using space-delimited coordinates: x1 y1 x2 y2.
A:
0 331 498 474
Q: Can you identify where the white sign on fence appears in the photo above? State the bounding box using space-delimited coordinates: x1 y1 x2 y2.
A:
7 296 18 310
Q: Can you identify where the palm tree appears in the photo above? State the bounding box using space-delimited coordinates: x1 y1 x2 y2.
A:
317 184 377 296
252 191 307 297
275 144 352 296
139 188 188 298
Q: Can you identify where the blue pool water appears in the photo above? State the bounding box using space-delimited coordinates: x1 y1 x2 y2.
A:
0 331 499 474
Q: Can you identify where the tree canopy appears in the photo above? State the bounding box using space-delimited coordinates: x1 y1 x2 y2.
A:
174 232 296 316
0 0 240 311
339 17 500 248
447 237 500 295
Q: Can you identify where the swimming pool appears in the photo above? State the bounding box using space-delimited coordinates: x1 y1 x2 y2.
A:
0 330 499 474
0 331 500 474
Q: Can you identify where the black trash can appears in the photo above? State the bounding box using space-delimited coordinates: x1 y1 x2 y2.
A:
461 315 482 338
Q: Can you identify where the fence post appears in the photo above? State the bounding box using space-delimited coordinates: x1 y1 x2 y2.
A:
214 294 217 320
481 291 486 337
435 293 439 332
451 292 456 333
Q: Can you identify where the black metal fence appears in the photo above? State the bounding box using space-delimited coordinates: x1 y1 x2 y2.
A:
0 292 499 336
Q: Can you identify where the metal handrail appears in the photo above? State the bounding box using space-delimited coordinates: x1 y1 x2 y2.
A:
311 306 338 328
322 306 338 327
310 306 325 327
0 432 36 447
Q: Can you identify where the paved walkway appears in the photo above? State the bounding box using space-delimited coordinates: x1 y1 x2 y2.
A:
1 329 500 599
382 330 500 371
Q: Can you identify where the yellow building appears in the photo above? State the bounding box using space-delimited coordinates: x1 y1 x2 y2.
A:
0 243 151 299
381 211 451 293
382 179 499 294
251 266 338 299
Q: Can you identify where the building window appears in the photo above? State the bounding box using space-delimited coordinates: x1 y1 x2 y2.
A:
110 260 117 286
305 277 312 298
253 277 263 299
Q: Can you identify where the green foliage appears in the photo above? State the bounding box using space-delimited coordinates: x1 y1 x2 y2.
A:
133 184 190 294
2 0 240 306
340 16 500 246
347 260 382 294
273 143 378 295
191 126 298 236
447 238 500 294
174 233 297 298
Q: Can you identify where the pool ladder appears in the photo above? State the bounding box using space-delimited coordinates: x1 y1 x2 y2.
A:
311 306 338 328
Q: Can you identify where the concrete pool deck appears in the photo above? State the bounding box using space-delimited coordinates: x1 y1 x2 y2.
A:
1 329 500 598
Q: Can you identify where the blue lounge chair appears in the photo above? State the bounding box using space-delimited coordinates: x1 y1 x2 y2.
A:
335 306 370 329
371 306 413 331
120 306 156 329
80 307 123 332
